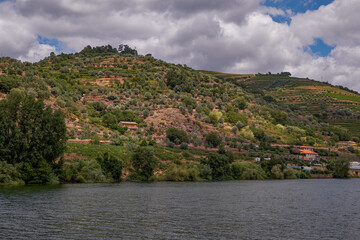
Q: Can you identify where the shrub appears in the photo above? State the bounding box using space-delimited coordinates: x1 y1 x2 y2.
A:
206 132 222 148
0 161 24 185
110 131 123 146
200 164 212 180
224 111 248 125
180 142 188 150
206 153 232 180
166 127 189 144
283 168 297 179
328 157 350 178
96 153 123 181
132 147 157 180
61 159 106 183
126 142 138 151
271 164 284 179
192 137 202 147
230 161 266 180
162 164 200 181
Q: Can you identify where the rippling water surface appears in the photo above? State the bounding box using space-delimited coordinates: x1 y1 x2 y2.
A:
1 179 360 239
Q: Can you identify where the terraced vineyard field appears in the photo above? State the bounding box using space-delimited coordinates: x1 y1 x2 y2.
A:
205 73 360 136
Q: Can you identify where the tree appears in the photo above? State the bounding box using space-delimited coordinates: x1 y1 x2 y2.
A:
329 157 350 178
0 91 66 184
166 127 189 144
206 153 232 180
96 152 123 181
132 147 157 180
224 111 248 125
206 132 222 148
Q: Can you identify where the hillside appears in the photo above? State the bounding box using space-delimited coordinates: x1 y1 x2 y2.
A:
0 45 359 183
210 72 360 137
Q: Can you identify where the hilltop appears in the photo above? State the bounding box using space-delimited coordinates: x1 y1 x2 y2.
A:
0 45 359 183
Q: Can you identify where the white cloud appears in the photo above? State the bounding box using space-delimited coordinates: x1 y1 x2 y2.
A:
0 0 359 91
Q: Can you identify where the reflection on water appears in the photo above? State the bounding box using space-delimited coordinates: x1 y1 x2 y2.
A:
1 180 360 239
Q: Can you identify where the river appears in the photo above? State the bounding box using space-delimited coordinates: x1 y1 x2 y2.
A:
1 179 360 239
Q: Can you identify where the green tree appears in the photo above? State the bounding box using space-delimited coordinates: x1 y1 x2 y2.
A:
329 157 350 178
0 91 66 184
166 127 189 144
96 152 123 181
206 132 222 148
206 153 232 180
132 147 157 180
230 161 266 180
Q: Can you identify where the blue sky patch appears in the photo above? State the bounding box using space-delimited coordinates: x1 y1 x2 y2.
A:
307 38 335 57
262 0 334 14
269 14 291 24
302 38 335 57
37 35 67 53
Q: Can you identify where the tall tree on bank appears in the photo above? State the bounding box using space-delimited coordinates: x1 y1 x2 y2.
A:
0 90 67 183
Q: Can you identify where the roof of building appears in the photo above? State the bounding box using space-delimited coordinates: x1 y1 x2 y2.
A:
300 146 313 149
120 121 138 125
299 149 318 155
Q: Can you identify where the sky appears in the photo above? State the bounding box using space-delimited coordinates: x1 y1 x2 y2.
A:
1 0 360 92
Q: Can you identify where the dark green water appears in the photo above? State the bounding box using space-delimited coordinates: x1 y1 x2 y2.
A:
1 179 360 239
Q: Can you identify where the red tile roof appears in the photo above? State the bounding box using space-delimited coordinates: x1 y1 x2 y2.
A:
299 150 318 155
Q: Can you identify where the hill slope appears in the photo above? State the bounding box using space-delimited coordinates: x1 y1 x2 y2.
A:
0 45 359 183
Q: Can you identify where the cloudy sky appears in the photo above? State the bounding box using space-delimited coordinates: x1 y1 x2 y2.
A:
1 0 360 91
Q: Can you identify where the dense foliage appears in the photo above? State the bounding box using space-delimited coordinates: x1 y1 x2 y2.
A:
0 91 66 184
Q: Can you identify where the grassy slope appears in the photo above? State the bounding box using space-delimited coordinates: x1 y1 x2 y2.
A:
204 72 360 136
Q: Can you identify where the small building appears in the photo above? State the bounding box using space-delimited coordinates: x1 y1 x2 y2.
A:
119 121 138 130
350 162 360 170
291 146 319 161
254 157 261 162
302 166 312 171
300 146 314 151
299 150 320 161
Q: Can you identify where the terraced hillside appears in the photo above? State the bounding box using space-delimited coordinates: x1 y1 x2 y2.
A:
209 72 360 136
1 45 360 184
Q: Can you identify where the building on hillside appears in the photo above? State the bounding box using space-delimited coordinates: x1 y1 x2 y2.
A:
291 146 320 161
300 146 314 151
350 162 360 170
119 121 138 130
302 166 312 171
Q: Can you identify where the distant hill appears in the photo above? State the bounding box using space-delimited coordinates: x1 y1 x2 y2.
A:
206 72 360 137
0 45 359 160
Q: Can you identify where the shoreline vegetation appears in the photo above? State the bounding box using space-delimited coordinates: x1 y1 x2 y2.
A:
0 44 359 185
0 140 353 186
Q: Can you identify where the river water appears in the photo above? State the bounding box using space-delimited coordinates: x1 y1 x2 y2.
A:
1 179 360 240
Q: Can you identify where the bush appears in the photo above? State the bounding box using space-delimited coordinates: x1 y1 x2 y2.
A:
192 137 203 147
180 142 188 150
61 159 107 183
328 157 350 178
200 164 212 180
162 164 200 181
126 142 138 151
283 168 297 179
96 153 123 181
218 144 226 154
166 127 189 144
0 161 24 185
206 153 232 180
224 111 248 125
206 132 222 148
230 161 266 180
132 147 157 180
0 92 66 184
271 164 284 179
110 131 123 146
